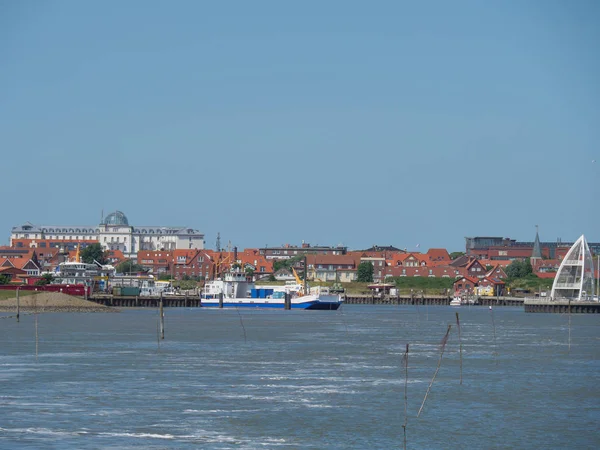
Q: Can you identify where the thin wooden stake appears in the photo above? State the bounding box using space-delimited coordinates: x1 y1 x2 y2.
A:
157 299 161 350
568 299 571 352
16 288 20 323
402 343 409 450
490 306 497 364
33 295 39 361
160 297 164 340
236 307 247 343
35 313 39 361
417 324 451 418
456 312 463 385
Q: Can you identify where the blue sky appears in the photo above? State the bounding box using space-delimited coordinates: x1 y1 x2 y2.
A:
1 0 598 252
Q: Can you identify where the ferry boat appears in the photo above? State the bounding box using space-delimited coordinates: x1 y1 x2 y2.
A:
200 271 343 310
53 260 115 287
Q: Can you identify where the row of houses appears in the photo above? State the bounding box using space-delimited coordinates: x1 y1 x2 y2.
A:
134 246 515 286
0 239 555 287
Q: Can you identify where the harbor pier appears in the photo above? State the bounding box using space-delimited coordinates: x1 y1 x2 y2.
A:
524 299 600 314
342 294 524 307
90 295 202 308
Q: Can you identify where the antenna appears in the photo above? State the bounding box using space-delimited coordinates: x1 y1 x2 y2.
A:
216 232 221 252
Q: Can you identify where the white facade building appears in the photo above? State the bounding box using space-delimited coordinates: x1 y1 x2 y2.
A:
10 210 204 258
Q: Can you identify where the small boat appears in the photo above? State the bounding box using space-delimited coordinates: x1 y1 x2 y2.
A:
200 271 343 310
450 297 462 306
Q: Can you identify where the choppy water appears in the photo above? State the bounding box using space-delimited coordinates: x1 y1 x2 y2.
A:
1 305 599 449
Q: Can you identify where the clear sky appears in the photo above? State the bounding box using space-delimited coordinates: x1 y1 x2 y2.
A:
1 0 598 253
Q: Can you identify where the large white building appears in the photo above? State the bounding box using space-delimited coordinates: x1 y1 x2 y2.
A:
10 210 205 258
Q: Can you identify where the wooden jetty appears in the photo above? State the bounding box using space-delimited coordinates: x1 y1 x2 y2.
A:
90 294 202 308
342 294 524 307
524 299 600 314
87 293 599 313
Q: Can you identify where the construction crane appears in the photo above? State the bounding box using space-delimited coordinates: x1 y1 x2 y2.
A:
291 267 307 296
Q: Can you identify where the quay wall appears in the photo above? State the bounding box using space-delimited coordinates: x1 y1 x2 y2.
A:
524 300 600 314
342 294 524 307
90 295 202 308
81 294 600 314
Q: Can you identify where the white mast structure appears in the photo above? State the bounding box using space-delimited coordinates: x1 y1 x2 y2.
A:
551 235 595 301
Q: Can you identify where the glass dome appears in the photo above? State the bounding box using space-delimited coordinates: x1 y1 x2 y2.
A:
103 210 129 226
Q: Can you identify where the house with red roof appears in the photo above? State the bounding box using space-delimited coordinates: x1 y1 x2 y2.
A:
306 254 357 282
463 258 487 279
426 248 451 265
172 249 213 280
485 265 508 280
137 250 174 274
232 248 273 277
0 265 27 283
453 276 479 296
475 276 506 296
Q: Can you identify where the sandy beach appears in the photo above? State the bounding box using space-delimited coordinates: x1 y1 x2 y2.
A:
0 292 115 313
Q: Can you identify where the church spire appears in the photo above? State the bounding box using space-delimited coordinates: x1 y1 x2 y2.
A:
531 225 542 260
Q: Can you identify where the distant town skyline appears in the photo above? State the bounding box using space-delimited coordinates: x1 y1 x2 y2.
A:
6 210 595 254
2 1 598 252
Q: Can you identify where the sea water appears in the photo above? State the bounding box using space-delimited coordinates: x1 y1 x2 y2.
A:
1 305 599 449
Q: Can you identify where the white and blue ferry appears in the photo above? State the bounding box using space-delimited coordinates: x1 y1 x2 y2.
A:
200 271 343 310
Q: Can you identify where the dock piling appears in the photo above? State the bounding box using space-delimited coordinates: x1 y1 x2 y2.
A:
160 293 165 340
284 292 291 310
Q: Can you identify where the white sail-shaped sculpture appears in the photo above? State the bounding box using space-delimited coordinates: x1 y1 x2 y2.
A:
551 235 595 301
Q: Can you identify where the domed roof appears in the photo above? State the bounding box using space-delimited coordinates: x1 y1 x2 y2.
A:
103 210 129 226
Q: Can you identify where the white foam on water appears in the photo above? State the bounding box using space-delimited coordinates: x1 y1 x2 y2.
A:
183 408 261 414
97 431 176 439
0 427 86 437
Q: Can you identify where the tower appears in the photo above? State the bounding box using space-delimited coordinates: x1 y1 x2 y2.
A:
531 225 542 269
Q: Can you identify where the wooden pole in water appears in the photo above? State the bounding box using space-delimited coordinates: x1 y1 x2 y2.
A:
219 291 223 309
16 288 20 323
284 292 291 310
402 343 409 450
160 292 164 340
34 294 38 361
417 324 452 418
490 305 497 364
456 312 463 385
568 298 571 352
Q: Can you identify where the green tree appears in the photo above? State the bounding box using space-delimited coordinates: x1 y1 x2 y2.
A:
34 273 55 286
450 251 465 260
116 260 146 274
0 274 11 285
357 262 374 283
505 259 533 278
505 260 523 278
80 243 108 265
522 258 533 277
